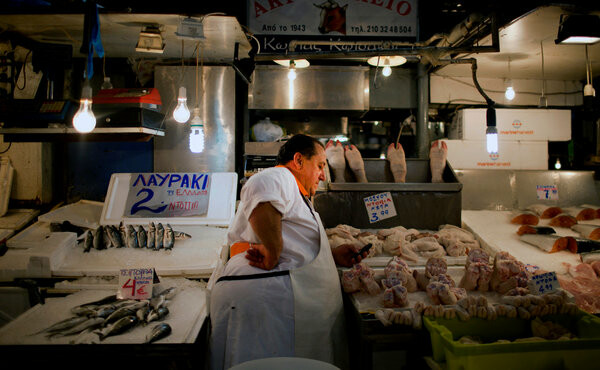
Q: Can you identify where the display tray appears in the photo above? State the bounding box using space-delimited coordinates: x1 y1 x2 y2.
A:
0 209 39 230
38 200 104 229
424 313 600 370
0 277 206 345
53 225 227 278
344 266 504 314
462 210 589 274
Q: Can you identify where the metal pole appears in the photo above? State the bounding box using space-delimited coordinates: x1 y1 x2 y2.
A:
417 62 429 159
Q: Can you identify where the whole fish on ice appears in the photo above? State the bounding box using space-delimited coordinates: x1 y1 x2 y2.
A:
164 224 174 250
155 223 164 250
30 316 89 335
98 316 138 341
147 222 156 249
137 225 148 248
126 224 139 248
145 323 172 343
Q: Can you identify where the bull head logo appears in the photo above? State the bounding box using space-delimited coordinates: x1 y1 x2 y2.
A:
512 120 522 129
314 0 348 35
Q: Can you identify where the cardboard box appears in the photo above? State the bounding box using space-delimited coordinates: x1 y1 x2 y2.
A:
443 140 548 170
450 108 571 141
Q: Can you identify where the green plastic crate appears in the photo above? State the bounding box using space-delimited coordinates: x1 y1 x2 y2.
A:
423 313 600 370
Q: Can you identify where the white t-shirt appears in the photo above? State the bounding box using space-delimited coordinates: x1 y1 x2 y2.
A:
224 166 320 275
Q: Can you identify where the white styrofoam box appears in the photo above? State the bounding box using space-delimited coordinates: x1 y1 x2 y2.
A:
100 172 237 227
7 222 52 249
0 252 29 282
38 200 104 229
0 209 39 230
26 232 77 277
443 139 548 170
451 108 571 141
0 157 14 217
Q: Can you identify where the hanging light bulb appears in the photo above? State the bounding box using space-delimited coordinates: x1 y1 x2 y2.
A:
73 79 96 133
189 108 205 153
584 45 596 97
554 158 562 170
504 77 515 101
173 86 191 123
287 60 297 81
486 106 498 154
382 57 392 77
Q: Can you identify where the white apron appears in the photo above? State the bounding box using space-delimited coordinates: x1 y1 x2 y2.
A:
290 206 348 368
207 193 348 368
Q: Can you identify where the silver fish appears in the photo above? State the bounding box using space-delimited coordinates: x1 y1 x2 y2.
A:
92 226 105 250
147 222 156 249
83 230 93 253
51 317 105 337
157 287 177 300
126 224 139 248
150 295 166 310
31 316 89 335
145 323 172 344
104 306 138 325
146 307 169 324
173 230 192 240
103 226 113 248
99 316 138 341
119 221 127 246
164 224 174 250
71 305 98 316
136 305 151 323
112 299 139 309
137 225 148 248
94 305 117 319
155 223 164 250
107 225 124 248
72 294 117 311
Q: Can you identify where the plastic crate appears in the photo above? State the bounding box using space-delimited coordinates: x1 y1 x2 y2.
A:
424 313 600 370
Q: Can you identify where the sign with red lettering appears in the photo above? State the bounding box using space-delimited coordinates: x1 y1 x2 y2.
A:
118 268 156 300
364 191 397 223
248 0 418 54
125 173 211 217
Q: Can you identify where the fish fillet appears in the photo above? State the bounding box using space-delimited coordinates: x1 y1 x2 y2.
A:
510 212 539 225
520 234 575 253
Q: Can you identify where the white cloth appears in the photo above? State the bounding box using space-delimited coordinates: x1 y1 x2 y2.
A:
210 167 321 369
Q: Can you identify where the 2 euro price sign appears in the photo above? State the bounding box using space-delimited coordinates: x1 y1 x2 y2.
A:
118 268 155 300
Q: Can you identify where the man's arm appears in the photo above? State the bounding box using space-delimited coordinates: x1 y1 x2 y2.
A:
246 202 283 270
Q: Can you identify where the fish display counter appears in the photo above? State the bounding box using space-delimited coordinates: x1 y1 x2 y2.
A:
0 277 209 367
0 172 237 366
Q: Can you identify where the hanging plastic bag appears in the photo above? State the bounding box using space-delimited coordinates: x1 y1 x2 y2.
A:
251 117 284 142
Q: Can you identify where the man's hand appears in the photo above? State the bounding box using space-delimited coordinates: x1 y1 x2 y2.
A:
332 244 368 268
245 244 279 270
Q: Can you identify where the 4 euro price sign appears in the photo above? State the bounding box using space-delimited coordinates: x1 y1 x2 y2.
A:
118 268 157 300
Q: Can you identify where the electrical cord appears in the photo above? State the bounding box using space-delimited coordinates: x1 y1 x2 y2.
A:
0 142 12 154
15 49 32 91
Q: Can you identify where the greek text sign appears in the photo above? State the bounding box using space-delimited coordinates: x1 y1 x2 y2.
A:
528 272 560 295
249 0 418 51
364 191 397 223
118 268 155 300
536 185 558 201
125 173 211 218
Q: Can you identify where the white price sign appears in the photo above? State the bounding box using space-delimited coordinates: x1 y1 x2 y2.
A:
364 192 397 223
536 185 558 200
528 271 560 295
118 268 156 300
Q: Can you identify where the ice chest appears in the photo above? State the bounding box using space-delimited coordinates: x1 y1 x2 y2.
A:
315 159 462 229
424 314 600 370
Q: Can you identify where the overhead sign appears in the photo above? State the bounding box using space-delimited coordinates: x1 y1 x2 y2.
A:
125 173 211 218
248 0 418 54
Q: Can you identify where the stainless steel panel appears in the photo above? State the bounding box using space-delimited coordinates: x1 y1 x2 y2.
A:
154 66 235 172
455 170 516 210
249 66 369 110
456 169 600 210
515 170 599 209
328 159 462 192
369 67 417 109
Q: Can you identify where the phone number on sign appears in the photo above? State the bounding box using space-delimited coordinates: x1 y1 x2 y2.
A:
351 25 413 34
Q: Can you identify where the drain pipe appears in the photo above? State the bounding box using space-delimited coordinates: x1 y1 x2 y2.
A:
417 62 430 159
